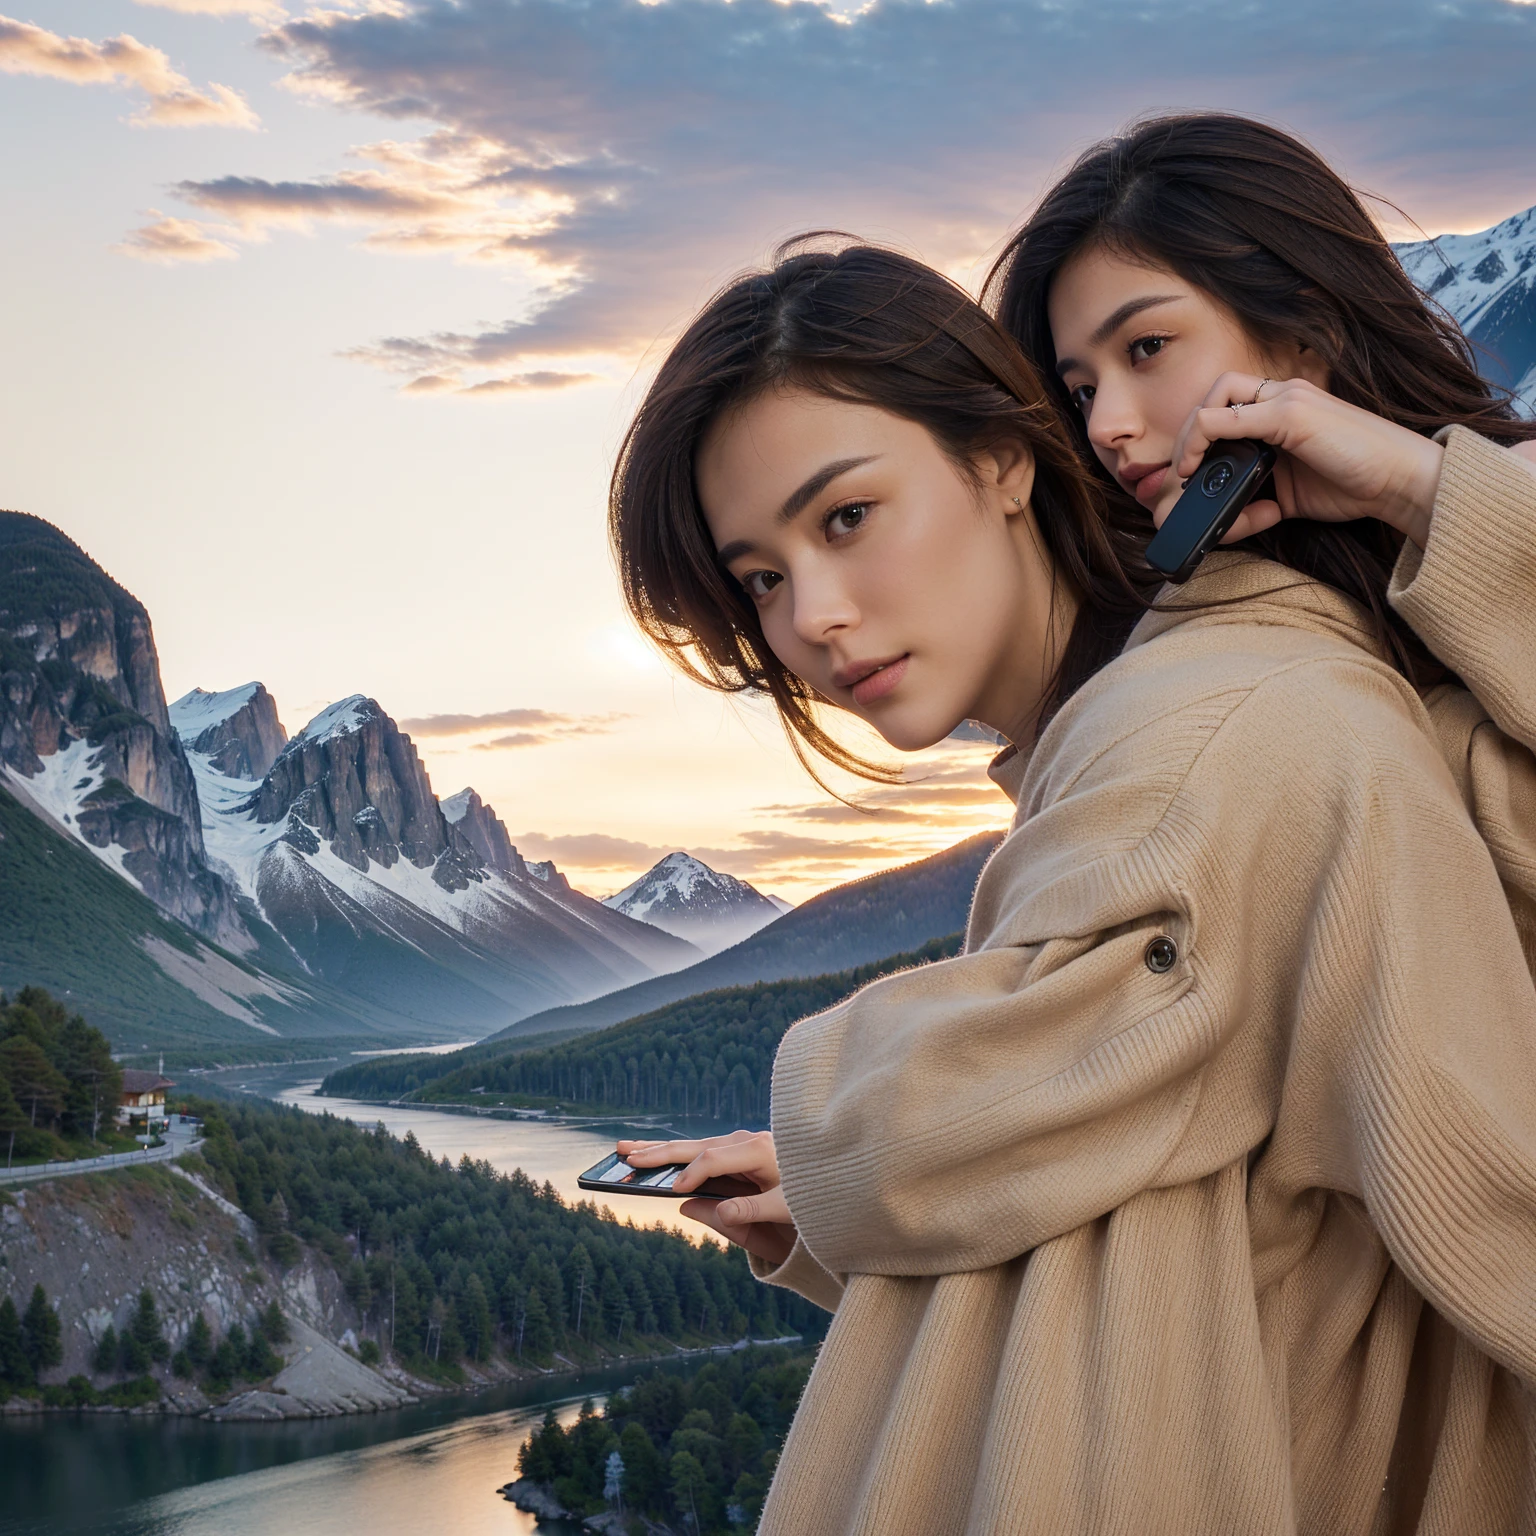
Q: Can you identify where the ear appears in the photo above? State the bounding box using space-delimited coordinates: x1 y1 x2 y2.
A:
1272 338 1331 391
977 438 1037 513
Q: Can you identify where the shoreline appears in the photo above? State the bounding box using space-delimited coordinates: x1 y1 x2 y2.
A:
0 1333 804 1422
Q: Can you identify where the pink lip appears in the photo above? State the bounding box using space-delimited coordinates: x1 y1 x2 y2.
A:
843 654 909 707
1121 462 1171 509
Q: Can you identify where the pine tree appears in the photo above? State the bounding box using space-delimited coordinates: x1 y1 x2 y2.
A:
458 1273 493 1362
93 1324 119 1376
0 1075 26 1170
0 1037 67 1129
21 1284 61 1378
0 1295 32 1392
184 1313 212 1369
129 1290 170 1365
257 1301 290 1345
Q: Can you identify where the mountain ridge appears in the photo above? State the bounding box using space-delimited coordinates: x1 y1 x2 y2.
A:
603 851 784 956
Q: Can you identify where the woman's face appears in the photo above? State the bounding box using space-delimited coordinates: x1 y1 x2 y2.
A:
1047 244 1326 522
695 387 1069 750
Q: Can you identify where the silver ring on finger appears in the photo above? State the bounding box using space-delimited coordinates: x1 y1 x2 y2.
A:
1252 377 1272 405
1230 401 1244 418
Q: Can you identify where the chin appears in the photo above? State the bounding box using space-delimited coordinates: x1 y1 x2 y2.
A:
864 707 967 754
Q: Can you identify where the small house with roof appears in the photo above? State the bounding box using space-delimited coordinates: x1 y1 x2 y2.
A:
118 1069 174 1130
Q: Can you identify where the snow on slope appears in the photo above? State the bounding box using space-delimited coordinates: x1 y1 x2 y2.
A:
605 852 783 956
0 736 143 890
1396 204 1536 412
176 689 698 1015
169 683 261 738
287 695 373 748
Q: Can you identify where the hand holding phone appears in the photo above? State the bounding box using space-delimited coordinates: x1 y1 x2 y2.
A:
1146 438 1278 583
577 1149 759 1201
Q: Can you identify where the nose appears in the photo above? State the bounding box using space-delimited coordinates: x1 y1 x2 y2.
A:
1083 373 1142 459
789 561 858 649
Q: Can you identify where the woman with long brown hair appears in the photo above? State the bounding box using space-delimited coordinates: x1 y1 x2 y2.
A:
601 219 1536 1529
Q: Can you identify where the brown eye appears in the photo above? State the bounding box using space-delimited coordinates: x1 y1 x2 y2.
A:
742 570 783 601
1069 384 1095 412
1129 336 1166 363
825 502 870 538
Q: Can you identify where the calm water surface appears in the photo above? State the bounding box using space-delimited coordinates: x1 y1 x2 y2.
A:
0 1355 716 1536
0 1054 750 1535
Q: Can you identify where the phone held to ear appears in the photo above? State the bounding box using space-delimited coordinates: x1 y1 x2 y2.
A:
577 1150 760 1202
1145 439 1278 583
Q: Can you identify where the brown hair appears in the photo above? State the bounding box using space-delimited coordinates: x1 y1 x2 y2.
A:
609 240 1143 781
984 112 1536 687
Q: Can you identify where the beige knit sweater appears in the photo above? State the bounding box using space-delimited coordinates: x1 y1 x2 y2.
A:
751 427 1536 1535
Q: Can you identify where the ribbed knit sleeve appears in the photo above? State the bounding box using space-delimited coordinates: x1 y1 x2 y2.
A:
769 663 1378 1280
1391 427 1536 752
748 1235 845 1313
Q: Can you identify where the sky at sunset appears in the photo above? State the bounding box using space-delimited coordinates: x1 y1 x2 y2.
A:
4 0 1536 901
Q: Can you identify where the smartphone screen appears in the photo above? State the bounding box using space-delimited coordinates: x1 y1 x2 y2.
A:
576 1151 758 1201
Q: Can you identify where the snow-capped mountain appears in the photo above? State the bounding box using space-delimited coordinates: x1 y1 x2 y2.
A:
604 852 786 957
1396 204 1536 413
170 687 700 1032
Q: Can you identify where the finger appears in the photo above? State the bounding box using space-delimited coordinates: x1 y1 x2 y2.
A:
1218 499 1283 543
618 1138 706 1165
714 1186 792 1226
1175 401 1287 479
673 1134 779 1192
1200 369 1269 412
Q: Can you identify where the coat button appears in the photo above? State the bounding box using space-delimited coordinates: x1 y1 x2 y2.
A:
1145 937 1178 973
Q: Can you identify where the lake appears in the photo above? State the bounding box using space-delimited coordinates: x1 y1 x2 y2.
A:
0 1353 722 1536
1 1053 756 1535
205 1056 733 1238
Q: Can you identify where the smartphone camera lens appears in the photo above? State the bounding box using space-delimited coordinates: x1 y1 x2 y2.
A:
1201 461 1235 496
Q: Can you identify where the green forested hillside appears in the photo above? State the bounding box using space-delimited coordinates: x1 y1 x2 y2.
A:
483 830 999 1047
516 1344 816 1531
185 1095 829 1375
322 934 963 1120
0 782 258 1053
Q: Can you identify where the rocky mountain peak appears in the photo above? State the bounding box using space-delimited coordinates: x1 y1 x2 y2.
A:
0 511 245 947
441 788 528 879
248 696 478 889
170 683 288 781
1396 202 1536 410
605 851 783 956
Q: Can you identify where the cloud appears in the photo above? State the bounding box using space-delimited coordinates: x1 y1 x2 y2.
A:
515 831 670 868
115 212 239 262
136 0 285 20
401 706 625 737
148 0 1534 393
474 733 546 750
0 13 258 127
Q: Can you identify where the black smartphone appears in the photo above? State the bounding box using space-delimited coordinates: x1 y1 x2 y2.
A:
577 1150 759 1201
1145 438 1278 583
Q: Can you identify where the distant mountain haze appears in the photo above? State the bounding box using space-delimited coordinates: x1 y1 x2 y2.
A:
484 830 1004 1045
0 511 700 1054
603 851 785 957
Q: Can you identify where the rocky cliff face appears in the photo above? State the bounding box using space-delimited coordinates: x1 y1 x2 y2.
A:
170 684 287 780
441 787 527 877
0 513 246 948
249 697 479 890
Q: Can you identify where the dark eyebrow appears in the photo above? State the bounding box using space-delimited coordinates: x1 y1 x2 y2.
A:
780 455 878 521
1054 294 1183 376
714 454 879 568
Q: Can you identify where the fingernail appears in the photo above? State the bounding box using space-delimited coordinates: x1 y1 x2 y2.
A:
717 1201 738 1220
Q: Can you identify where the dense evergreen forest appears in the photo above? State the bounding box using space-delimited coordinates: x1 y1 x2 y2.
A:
515 1344 815 1533
322 934 963 1120
0 985 126 1165
184 1095 829 1377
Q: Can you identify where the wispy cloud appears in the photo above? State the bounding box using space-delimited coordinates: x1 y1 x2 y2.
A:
401 706 627 750
116 212 239 262
0 13 258 127
125 0 1536 391
136 0 285 21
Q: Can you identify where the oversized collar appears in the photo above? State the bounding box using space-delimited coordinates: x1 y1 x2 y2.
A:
985 552 1388 806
